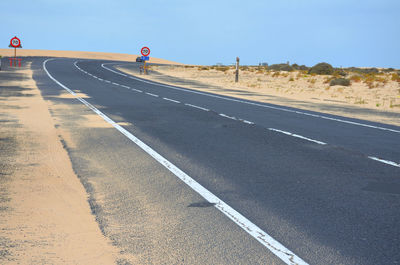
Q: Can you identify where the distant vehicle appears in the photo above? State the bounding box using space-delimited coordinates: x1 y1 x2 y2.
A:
136 57 143 62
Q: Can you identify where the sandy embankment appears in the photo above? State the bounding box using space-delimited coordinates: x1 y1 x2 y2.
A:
0 65 118 263
117 65 400 126
0 48 182 65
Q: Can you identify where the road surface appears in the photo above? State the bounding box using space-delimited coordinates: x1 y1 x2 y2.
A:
22 57 400 264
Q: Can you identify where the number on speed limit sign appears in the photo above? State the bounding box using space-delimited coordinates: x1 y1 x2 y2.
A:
10 37 21 48
141 47 150 57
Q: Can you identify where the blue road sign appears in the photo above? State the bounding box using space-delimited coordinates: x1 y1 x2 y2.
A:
141 56 149 61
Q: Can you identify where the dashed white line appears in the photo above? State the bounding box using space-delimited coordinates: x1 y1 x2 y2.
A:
121 85 130 89
112 82 119 85
146 92 159 97
101 63 400 134
44 58 308 265
240 119 255 125
131 88 143 93
184 103 210 111
368 156 400 168
163 97 181 103
268 128 327 145
219 113 237 121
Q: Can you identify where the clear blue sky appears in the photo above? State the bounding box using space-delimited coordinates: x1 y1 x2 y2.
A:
1 0 399 68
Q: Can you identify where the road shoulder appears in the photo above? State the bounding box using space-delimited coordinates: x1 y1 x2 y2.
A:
0 63 118 264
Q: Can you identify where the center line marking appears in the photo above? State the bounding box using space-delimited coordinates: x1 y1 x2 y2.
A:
101 63 400 134
146 92 159 97
184 103 210 111
163 97 180 103
219 113 237 120
368 156 400 168
45 58 308 265
268 128 327 145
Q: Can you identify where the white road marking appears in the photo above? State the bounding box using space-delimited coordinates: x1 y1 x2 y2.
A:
121 85 130 89
146 92 159 97
368 156 400 168
219 113 237 121
163 97 181 104
184 103 210 111
240 119 255 125
268 128 327 145
100 63 128 77
44 58 308 265
131 88 143 93
101 63 400 134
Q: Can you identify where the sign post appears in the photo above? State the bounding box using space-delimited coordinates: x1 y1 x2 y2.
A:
9 36 22 67
235 57 240 82
140 47 150 75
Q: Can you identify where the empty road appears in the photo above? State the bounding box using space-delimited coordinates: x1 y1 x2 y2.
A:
28 57 400 264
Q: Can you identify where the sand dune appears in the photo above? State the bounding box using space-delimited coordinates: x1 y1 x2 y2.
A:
0 48 182 65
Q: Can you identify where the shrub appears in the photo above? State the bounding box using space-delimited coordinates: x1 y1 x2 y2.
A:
268 64 294 72
349 75 362 82
391 73 400 82
272 71 280 77
299 65 309 71
308 62 334 75
289 77 294 81
216 66 230 72
333 70 347 77
330 78 350 86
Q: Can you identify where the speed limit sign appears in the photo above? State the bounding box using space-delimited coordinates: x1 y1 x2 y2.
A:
141 47 150 57
10 37 21 48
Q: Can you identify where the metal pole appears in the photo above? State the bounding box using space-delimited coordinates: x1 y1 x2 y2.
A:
14 48 16 67
144 61 147 75
235 57 239 82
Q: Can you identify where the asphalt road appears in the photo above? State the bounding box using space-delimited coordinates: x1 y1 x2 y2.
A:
26 57 400 264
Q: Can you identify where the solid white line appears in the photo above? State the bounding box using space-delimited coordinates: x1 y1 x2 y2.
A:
268 128 327 145
163 97 181 103
146 92 159 97
100 63 127 76
44 58 308 265
368 156 400 168
219 113 237 120
184 103 210 111
101 63 400 134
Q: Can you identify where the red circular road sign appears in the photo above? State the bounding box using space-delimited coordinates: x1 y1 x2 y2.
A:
141 47 150 56
10 36 21 48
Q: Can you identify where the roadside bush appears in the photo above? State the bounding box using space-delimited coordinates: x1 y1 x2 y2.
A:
268 64 294 72
333 70 347 77
216 66 230 72
308 63 334 75
347 67 380 74
298 65 309 71
330 78 351 86
349 75 362 82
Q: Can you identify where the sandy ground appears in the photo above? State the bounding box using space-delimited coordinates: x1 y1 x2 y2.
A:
0 48 182 65
0 64 118 264
117 65 400 126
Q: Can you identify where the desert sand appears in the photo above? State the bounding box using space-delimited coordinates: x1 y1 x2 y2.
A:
0 64 118 264
117 65 400 126
0 48 182 65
